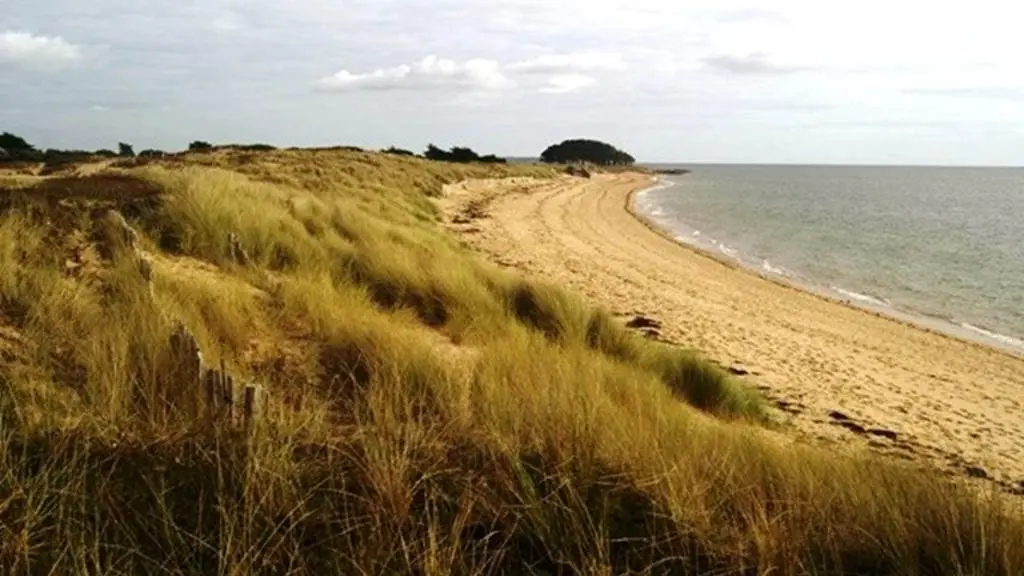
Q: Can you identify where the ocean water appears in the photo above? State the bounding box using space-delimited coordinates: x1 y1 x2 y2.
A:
635 164 1024 352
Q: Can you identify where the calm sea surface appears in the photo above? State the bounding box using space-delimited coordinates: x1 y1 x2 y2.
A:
636 164 1024 352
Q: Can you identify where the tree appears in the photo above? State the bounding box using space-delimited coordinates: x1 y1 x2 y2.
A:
0 132 42 162
138 149 166 158
0 132 35 153
188 140 214 152
448 146 480 163
118 142 135 157
539 139 635 166
423 144 449 161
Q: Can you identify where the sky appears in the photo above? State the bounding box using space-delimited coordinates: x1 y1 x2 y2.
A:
2 0 1023 165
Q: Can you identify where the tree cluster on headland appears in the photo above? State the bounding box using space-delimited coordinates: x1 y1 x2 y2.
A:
539 138 635 166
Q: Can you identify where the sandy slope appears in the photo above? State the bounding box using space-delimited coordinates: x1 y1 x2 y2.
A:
439 172 1024 491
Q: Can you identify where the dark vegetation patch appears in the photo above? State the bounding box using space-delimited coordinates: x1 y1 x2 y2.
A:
0 174 164 231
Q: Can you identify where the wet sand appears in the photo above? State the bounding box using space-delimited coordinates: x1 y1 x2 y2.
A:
439 172 1024 491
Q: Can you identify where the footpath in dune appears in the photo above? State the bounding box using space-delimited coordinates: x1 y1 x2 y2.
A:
438 172 1024 492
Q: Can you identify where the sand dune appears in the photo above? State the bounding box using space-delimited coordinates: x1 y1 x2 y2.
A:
440 172 1024 490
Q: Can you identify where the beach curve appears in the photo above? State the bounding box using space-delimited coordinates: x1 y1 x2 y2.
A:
439 171 1024 489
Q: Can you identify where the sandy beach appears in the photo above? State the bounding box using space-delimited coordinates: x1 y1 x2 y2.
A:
440 172 1024 490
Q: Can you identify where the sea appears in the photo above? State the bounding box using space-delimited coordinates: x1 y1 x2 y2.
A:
635 164 1024 354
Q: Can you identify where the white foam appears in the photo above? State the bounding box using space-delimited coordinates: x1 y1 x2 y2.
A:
960 323 1024 349
761 260 788 276
638 177 680 196
831 286 890 307
634 179 677 217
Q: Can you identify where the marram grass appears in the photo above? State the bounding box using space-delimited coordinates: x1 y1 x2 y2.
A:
0 148 1020 575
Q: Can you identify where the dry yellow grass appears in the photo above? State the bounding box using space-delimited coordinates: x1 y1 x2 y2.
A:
0 147 1021 575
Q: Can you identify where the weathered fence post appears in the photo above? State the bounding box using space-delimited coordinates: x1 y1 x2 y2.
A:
243 384 261 430
203 368 216 417
220 359 234 421
169 324 204 419
228 232 251 266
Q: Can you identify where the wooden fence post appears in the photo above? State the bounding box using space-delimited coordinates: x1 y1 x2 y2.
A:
243 384 260 429
221 359 233 421
169 324 205 419
203 368 216 418
228 232 251 266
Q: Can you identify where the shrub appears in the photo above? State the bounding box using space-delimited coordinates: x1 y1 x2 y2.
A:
424 144 507 164
236 143 276 152
383 146 416 157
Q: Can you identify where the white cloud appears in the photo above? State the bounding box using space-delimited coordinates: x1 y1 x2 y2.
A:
539 74 597 94
314 55 511 92
701 53 805 75
315 52 622 96
508 51 625 74
0 31 82 69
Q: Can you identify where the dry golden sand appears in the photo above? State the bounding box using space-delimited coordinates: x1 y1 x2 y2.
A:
440 172 1024 488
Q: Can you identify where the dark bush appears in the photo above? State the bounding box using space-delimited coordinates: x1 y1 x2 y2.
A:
0 132 42 162
0 132 34 152
39 149 93 173
423 144 507 164
383 146 416 157
236 143 276 152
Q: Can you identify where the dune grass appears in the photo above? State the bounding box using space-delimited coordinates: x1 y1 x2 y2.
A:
0 148 1021 575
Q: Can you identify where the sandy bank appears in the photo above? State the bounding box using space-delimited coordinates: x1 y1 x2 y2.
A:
439 172 1024 490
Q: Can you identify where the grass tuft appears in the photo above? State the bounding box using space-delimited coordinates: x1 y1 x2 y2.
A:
642 343 765 419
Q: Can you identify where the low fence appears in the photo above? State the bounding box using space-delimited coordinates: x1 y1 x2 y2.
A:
168 324 263 429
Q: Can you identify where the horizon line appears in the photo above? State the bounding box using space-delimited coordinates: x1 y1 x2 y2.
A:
502 156 1024 168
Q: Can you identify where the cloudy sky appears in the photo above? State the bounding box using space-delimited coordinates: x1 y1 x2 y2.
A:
2 0 1023 164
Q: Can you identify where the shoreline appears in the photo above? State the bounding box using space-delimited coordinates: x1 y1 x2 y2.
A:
441 172 1024 487
629 175 1024 360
